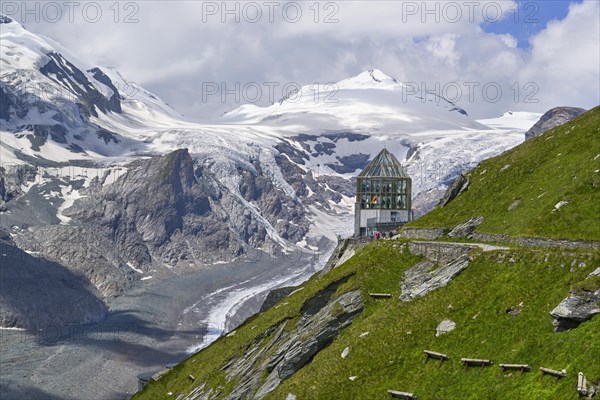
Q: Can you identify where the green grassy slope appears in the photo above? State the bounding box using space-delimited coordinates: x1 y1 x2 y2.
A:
134 243 599 400
270 244 599 400
408 106 600 241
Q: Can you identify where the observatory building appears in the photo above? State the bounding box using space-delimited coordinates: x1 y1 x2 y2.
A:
354 148 413 237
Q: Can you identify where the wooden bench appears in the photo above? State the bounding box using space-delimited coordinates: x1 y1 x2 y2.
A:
387 390 417 399
369 293 392 299
151 369 169 381
423 350 450 367
577 372 588 396
499 364 531 374
539 367 566 381
461 358 493 371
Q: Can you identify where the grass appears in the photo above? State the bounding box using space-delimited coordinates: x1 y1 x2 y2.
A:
134 242 600 400
572 275 600 298
267 244 599 400
407 106 600 241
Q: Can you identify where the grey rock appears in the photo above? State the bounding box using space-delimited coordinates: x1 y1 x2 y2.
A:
1 144 332 325
341 347 350 358
326 154 370 174
8 148 309 301
2 69 125 157
437 173 469 207
412 187 446 217
401 254 471 302
506 302 524 317
552 200 570 212
550 290 600 332
0 226 11 241
448 216 484 238
274 140 308 165
0 164 37 210
187 279 364 400
239 158 310 242
321 238 362 275
0 84 14 120
259 286 297 313
12 225 135 298
0 235 107 330
508 198 520 211
63 149 244 269
0 15 14 24
435 320 456 337
40 52 121 117
255 290 364 398
525 107 586 139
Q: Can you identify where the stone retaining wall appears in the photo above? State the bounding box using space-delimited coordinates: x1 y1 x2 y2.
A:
408 241 475 266
399 228 446 240
399 229 599 250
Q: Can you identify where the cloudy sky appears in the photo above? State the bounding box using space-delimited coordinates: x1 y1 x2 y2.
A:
5 0 599 119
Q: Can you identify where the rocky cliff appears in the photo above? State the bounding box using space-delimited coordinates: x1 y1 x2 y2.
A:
524 106 586 139
0 227 107 329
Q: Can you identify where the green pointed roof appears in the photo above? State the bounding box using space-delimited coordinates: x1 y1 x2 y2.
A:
358 148 409 178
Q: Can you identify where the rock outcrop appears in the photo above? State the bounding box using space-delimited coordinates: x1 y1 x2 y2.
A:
179 280 364 400
401 254 471 302
12 225 135 298
437 173 469 207
259 287 298 313
550 290 600 332
320 238 366 275
254 289 363 398
448 216 484 238
525 107 585 139
0 164 37 211
550 268 600 332
0 229 108 329
408 242 476 265
63 149 240 269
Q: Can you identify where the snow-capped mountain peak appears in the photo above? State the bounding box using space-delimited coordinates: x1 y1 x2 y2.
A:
221 68 477 132
337 68 401 89
0 17 189 164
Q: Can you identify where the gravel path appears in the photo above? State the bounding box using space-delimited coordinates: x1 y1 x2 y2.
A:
412 240 510 252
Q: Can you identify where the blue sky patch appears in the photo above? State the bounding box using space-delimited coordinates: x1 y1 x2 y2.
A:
482 0 580 48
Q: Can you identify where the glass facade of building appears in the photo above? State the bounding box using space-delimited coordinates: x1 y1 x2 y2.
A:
355 148 411 212
358 179 409 210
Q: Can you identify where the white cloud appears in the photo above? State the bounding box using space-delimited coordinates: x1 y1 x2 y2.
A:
4 0 598 118
518 0 600 111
